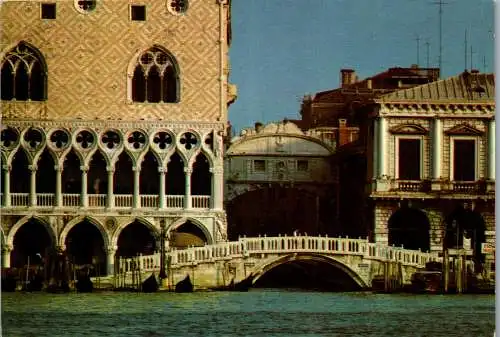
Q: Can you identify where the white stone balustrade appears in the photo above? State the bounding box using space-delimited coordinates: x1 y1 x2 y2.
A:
118 236 440 273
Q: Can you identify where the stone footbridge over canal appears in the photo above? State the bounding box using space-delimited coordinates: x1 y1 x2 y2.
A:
116 236 440 290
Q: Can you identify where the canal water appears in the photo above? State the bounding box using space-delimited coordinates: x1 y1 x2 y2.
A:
1 290 495 337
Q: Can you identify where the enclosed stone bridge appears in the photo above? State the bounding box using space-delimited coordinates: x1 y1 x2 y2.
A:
117 236 440 290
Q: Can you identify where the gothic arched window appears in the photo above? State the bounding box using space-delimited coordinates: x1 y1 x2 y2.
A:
131 47 179 103
1 42 47 101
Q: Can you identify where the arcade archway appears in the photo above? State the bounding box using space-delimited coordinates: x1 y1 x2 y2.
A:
11 218 54 268
444 205 486 264
65 220 106 276
116 220 158 258
388 206 430 251
169 220 209 249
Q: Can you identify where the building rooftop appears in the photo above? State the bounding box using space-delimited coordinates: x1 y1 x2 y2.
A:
378 71 495 103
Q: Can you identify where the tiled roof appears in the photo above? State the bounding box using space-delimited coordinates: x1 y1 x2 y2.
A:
378 72 495 103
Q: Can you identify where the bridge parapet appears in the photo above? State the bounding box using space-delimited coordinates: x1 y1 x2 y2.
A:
118 235 441 274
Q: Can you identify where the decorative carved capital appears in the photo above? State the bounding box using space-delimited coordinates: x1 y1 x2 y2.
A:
184 167 193 175
80 165 89 173
210 166 224 175
104 245 118 254
28 165 37 171
1 244 13 253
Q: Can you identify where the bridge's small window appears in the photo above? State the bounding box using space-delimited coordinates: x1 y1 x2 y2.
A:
130 5 146 21
41 3 56 19
254 160 266 172
297 160 308 172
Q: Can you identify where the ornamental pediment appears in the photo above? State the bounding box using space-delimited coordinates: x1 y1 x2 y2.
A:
389 124 428 135
445 123 483 136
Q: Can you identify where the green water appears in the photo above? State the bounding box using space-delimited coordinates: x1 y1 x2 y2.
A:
1 290 495 337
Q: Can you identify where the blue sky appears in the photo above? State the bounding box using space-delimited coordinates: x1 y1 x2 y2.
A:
228 0 495 133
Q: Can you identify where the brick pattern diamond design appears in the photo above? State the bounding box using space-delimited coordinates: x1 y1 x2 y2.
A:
1 0 228 123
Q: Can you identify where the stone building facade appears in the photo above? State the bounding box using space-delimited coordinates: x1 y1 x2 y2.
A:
0 0 236 274
369 71 495 276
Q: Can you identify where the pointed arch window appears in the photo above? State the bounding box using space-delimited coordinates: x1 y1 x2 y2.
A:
131 47 179 103
1 42 47 101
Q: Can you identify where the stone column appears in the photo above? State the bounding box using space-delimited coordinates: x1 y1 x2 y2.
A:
184 168 192 209
107 167 115 209
211 166 223 210
378 117 388 177
133 166 141 208
55 165 63 207
3 165 11 207
106 246 117 276
1 244 13 268
432 118 442 180
372 118 379 179
488 119 495 180
81 166 88 208
29 165 37 207
158 167 166 209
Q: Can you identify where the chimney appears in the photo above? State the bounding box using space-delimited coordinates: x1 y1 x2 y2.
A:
338 118 350 146
471 69 479 74
366 79 372 89
340 69 356 88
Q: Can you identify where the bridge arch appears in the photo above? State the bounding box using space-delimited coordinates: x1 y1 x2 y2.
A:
250 253 368 289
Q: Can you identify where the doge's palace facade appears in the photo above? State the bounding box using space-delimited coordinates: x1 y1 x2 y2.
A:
0 0 236 274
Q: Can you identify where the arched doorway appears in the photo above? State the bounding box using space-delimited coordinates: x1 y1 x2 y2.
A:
11 218 53 268
388 206 430 251
116 221 158 258
253 254 365 291
226 187 330 241
65 220 106 276
169 221 208 249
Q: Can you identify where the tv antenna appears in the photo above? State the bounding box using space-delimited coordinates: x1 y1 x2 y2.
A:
415 35 421 66
470 45 475 70
432 0 449 72
425 40 430 68
464 29 467 71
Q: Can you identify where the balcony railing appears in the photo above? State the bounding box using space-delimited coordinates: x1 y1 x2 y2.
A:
452 181 480 193
395 180 423 192
1 193 210 210
192 195 210 209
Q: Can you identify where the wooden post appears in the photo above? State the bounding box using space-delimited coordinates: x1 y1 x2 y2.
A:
443 249 449 293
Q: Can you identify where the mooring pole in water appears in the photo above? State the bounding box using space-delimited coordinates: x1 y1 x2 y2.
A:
443 248 449 293
25 256 30 289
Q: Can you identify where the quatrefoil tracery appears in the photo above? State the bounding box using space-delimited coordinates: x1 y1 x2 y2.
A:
50 130 70 149
127 131 147 150
76 130 94 149
179 132 198 150
101 131 121 150
1 128 19 149
153 131 173 150
24 128 43 150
